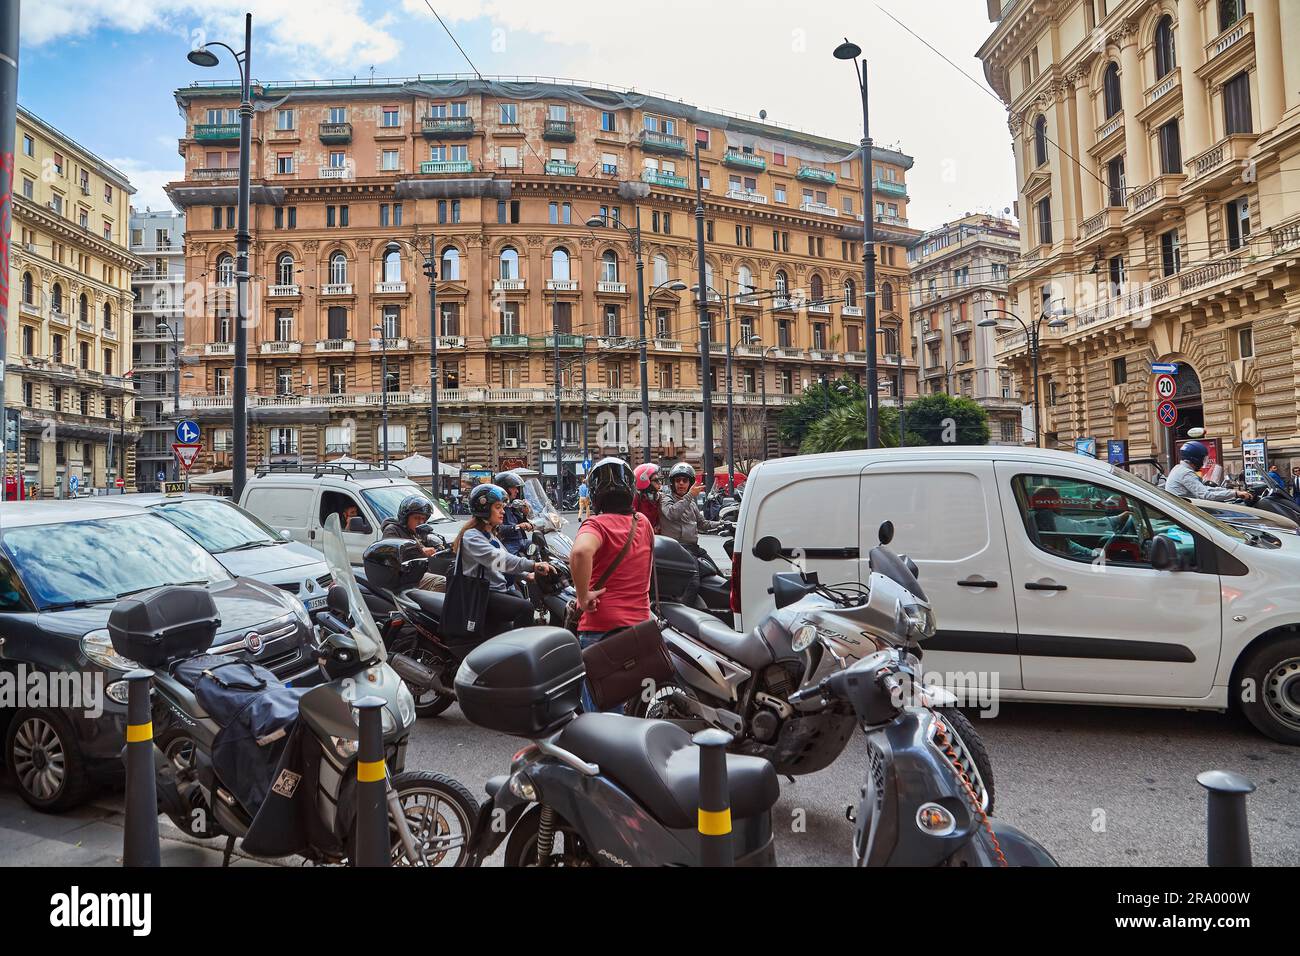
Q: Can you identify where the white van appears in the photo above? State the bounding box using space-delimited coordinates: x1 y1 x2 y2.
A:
238 464 460 564
733 446 1300 744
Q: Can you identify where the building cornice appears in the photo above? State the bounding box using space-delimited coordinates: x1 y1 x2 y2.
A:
14 196 144 272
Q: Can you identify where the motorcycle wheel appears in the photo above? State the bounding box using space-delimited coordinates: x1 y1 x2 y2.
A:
390 634 456 718
383 771 479 867
935 707 996 815
504 805 596 867
625 681 691 721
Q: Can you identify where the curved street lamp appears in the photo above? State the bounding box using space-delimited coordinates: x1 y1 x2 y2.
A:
979 299 1071 447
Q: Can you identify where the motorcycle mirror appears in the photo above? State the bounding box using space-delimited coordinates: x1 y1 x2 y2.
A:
346 515 372 535
326 583 351 618
414 521 436 536
753 535 783 561
878 521 894 546
723 538 735 559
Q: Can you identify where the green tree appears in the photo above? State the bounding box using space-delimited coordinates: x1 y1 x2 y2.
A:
901 393 990 446
800 402 901 454
778 376 863 446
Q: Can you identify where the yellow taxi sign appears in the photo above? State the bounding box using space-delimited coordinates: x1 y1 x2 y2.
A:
164 482 186 496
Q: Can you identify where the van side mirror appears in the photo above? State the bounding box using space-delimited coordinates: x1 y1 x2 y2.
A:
878 521 894 546
279 529 292 541
1150 534 1179 571
346 516 372 535
753 535 783 562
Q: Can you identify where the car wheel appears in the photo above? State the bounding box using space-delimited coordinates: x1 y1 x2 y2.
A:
4 708 96 812
1239 636 1300 745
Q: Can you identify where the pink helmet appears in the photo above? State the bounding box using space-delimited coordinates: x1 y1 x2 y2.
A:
634 463 661 491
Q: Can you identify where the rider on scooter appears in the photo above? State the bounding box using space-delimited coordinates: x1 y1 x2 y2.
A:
380 495 447 591
1166 441 1251 503
494 470 534 556
659 462 723 559
633 463 663 531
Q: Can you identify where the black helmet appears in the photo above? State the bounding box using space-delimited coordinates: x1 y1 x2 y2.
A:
668 462 696 485
362 538 428 593
469 482 507 520
494 471 525 493
1179 440 1209 468
396 495 433 528
588 457 634 514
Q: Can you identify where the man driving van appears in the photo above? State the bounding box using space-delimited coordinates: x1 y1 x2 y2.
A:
1166 441 1250 503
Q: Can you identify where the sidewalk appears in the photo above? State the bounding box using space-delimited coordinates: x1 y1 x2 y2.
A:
0 784 279 867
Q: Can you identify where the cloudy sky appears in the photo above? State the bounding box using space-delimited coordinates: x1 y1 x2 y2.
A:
19 0 1018 232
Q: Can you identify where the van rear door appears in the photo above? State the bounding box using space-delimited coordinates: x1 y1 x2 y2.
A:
242 485 317 548
860 459 1021 691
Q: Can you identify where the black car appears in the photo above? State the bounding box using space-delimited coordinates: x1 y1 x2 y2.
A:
0 501 319 811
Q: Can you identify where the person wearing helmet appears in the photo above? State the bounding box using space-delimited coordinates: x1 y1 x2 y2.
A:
380 494 446 591
659 461 722 550
493 470 533 556
632 463 662 531
452 483 555 633
1167 441 1250 502
569 457 654 713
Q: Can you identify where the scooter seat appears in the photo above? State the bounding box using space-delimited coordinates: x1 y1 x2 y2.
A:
659 603 772 671
407 590 445 618
556 713 778 831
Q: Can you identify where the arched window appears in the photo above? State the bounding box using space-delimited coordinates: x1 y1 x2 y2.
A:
216 253 235 286
737 265 754 294
1033 115 1049 167
21 272 33 305
102 301 112 331
810 274 824 302
329 251 348 285
653 254 669 286
500 246 519 280
774 270 789 296
441 246 460 281
51 283 63 314
1103 62 1122 118
601 250 619 282
79 294 89 323
1154 16 1176 80
551 247 571 280
276 252 295 286
1233 383 1257 439
844 277 857 307
882 282 895 311
383 246 402 283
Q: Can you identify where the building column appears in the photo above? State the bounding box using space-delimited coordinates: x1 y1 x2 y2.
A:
1252 0 1287 132
1072 71 1101 219
1119 32 1152 188
1049 92 1078 243
1175 0 1212 156
1280 0 1300 115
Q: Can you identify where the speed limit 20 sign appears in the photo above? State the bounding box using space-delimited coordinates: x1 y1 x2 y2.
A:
1155 374 1177 400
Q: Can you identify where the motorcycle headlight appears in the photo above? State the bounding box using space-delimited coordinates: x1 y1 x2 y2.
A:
791 623 817 653
903 603 936 639
395 682 416 728
80 629 142 672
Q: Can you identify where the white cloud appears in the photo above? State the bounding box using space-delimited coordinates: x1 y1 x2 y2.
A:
109 157 183 215
26 0 401 69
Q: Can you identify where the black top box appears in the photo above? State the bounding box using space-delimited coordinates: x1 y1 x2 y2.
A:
107 586 222 667
653 535 699 603
455 627 584 737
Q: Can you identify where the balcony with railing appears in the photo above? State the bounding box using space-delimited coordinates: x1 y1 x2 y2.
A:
807 301 831 315
1125 173 1186 225
194 124 240 141
268 284 301 297
205 342 234 356
1096 112 1124 144
318 165 352 180
369 337 410 352
1184 134 1259 194
49 308 71 327
545 279 580 292
20 299 40 317
544 159 578 177
1205 12 1252 62
723 149 766 171
493 278 526 292
422 116 475 138
872 179 908 198
320 283 353 296
797 166 837 184
315 339 356 353
543 334 585 349
260 341 302 355
800 200 838 217
319 122 352 143
725 189 768 205
639 129 686 154
193 167 239 181
375 281 408 294
1145 67 1181 107
842 304 863 317
438 336 466 349
642 168 687 189
596 280 628 294
543 119 576 142
1077 206 1125 247
490 334 529 348
419 160 474 175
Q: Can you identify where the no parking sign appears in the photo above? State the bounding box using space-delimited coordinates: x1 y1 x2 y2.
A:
1157 400 1178 427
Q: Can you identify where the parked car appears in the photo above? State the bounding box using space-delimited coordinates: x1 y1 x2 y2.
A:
0 501 318 811
732 446 1300 744
114 492 333 613
238 464 460 564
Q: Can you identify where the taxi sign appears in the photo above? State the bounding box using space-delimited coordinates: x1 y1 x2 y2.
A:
164 481 186 496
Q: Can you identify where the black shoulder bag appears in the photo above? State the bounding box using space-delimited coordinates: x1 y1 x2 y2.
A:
441 539 491 642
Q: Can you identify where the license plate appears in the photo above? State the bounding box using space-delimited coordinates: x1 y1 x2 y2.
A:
304 595 328 611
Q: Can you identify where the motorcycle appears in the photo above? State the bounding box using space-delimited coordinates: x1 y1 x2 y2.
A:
456 626 781 866
131 516 478 866
628 522 996 810
789 645 1056 866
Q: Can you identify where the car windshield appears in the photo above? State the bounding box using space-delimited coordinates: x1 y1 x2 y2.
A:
152 498 283 553
2 515 230 609
1118 467 1250 543
362 485 451 524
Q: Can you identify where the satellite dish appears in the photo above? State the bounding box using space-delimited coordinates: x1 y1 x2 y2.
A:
759 109 767 120
1003 206 1011 215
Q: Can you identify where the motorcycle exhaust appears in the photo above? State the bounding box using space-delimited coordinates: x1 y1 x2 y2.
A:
389 652 443 694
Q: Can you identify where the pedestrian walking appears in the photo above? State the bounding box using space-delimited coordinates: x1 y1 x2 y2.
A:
576 478 591 522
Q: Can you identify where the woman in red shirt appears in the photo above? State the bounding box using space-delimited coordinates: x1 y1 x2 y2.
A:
571 457 654 713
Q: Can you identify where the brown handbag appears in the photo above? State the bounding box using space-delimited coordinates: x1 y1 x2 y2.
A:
577 514 673 711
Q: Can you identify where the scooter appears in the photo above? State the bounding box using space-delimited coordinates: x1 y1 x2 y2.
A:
130 517 478 866
629 523 995 808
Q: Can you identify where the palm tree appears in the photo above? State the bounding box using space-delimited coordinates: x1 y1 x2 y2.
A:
801 402 900 454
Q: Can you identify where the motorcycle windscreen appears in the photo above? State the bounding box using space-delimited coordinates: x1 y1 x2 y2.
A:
522 477 563 532
321 513 385 662
546 532 575 560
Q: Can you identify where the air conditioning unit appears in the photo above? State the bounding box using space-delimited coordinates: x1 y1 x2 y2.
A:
538 438 553 451
502 438 519 449
443 435 459 445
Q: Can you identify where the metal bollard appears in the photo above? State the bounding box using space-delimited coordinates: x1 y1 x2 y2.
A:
122 669 160 867
353 696 391 867
1197 769 1255 867
694 728 734 867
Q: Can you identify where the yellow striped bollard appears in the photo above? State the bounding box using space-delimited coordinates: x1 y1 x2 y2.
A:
122 669 160 867
693 728 734 867
353 696 390 867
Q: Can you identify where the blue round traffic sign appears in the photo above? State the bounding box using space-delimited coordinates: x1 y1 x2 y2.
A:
68 474 80 493
1157 400 1178 427
176 419 201 444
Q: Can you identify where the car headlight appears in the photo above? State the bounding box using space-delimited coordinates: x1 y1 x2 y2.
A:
80 629 142 672
903 603 936 639
791 623 817 653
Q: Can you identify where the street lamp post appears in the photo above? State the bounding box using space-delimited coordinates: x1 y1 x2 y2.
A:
835 38 879 449
158 321 182 480
373 324 390 466
188 14 253 501
979 299 1070 448
692 134 716 486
